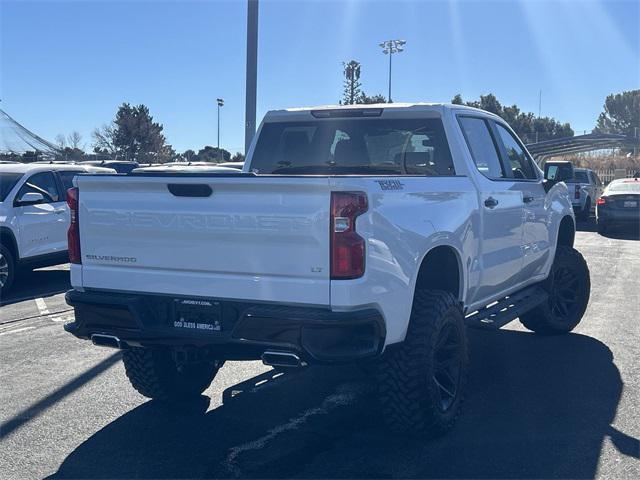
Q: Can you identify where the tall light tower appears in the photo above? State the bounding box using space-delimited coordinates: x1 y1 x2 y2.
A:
379 39 406 103
216 98 224 161
245 0 259 155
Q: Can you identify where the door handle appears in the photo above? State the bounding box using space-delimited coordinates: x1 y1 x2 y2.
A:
54 209 66 214
484 197 499 209
523 196 535 204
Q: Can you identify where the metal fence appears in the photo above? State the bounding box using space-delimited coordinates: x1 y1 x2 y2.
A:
594 169 639 184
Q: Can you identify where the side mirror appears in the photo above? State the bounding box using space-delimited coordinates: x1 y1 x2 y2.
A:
16 192 45 206
544 161 574 183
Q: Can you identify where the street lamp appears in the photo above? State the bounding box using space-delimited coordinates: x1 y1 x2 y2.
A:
379 39 406 103
216 98 224 162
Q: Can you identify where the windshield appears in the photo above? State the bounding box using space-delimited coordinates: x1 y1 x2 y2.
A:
567 171 589 183
250 118 454 176
0 172 24 202
607 182 640 193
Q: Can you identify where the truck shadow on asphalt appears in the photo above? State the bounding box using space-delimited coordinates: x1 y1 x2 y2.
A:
0 267 70 307
51 330 638 479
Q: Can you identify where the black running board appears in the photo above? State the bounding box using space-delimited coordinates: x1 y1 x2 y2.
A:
465 285 548 330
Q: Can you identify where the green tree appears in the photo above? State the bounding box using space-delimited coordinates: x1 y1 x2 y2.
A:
55 147 85 161
341 60 363 105
358 93 387 104
92 103 171 162
180 149 197 162
230 152 245 162
112 103 169 162
452 93 573 143
594 89 639 137
194 146 231 163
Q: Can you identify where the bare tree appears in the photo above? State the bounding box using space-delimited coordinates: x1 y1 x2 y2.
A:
55 134 67 149
91 124 117 155
67 131 83 150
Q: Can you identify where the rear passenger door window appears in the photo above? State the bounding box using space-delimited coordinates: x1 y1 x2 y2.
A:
494 123 538 180
16 171 61 204
458 116 505 179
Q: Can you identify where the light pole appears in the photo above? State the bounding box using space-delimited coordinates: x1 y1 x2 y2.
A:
245 0 259 155
216 98 224 162
379 39 406 103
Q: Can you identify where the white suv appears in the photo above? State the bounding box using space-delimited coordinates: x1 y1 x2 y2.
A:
567 168 604 220
0 163 114 293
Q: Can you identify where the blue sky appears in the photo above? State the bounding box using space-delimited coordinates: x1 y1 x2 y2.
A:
1 0 638 154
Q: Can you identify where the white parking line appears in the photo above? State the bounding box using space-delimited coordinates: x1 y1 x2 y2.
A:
34 298 73 323
0 326 36 336
35 298 50 316
223 384 362 477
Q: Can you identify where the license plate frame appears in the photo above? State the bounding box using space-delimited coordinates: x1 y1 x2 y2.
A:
172 298 223 333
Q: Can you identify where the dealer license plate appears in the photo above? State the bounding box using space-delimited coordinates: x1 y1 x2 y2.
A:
173 298 222 333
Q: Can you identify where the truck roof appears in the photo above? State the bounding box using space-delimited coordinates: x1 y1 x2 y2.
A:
264 102 500 121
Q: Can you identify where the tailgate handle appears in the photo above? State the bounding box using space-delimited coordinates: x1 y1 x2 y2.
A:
167 184 212 197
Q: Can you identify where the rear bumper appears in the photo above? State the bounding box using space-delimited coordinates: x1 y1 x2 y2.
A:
597 208 640 224
64 289 385 364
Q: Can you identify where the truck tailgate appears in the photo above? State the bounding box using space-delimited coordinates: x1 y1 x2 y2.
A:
75 175 331 305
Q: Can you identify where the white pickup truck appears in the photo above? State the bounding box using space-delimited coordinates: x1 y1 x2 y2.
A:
64 103 590 434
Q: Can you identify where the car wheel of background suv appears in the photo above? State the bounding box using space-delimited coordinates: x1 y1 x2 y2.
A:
0 245 16 295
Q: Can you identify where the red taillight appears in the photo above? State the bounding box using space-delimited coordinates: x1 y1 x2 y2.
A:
67 187 81 264
596 197 607 206
330 192 367 279
574 185 580 199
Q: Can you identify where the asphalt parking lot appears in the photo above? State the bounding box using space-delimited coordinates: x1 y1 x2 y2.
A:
1 224 639 479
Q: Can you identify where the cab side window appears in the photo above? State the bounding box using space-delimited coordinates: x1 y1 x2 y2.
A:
16 172 60 204
494 123 537 180
458 116 506 180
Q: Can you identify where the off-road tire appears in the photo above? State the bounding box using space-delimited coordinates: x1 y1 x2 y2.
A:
0 245 16 295
520 246 590 334
377 290 468 436
579 198 591 221
123 347 221 401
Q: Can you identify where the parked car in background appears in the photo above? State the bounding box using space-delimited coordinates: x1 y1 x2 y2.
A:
0 163 115 293
217 161 244 170
80 160 139 174
596 177 640 234
132 164 241 174
567 168 603 220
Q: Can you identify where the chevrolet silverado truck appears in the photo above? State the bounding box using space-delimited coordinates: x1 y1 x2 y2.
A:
64 103 590 435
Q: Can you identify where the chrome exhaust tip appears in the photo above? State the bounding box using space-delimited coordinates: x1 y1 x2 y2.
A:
261 351 304 368
91 334 125 349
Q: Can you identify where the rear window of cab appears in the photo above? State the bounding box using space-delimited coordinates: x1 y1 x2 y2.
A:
250 118 455 176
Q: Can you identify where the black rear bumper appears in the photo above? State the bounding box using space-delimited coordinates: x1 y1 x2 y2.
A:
64 289 385 364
